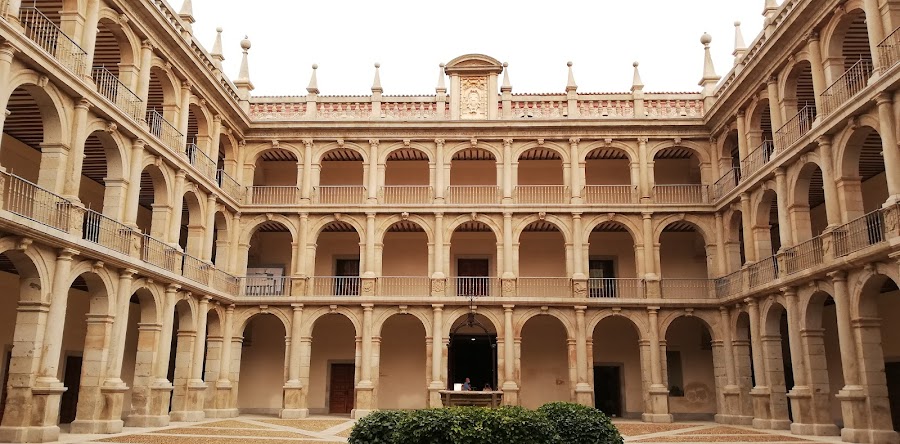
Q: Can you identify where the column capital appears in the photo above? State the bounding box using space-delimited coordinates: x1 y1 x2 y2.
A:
637 137 649 144
133 139 147 149
165 283 182 293
646 306 660 315
368 139 380 147
141 40 154 50
774 166 786 177
291 303 304 311
827 270 848 282
740 192 751 202
181 81 194 92
641 212 653 220
76 98 93 110
503 138 514 147
225 304 235 313
434 138 445 146
120 268 138 280
302 138 314 148
362 303 374 311
744 297 758 307
432 304 444 311
876 91 893 106
574 305 587 313
737 109 746 118
503 304 515 311
767 75 778 84
807 30 820 42
816 135 832 147
781 286 797 297
200 295 212 304
175 169 188 179
57 248 79 261
569 137 580 145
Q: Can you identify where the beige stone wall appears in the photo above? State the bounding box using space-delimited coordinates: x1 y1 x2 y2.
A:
450 160 497 185
377 316 427 410
313 232 362 276
237 316 286 413
385 161 429 185
659 232 709 278
588 232 639 278
666 318 717 417
382 232 429 276
585 159 631 185
520 316 570 409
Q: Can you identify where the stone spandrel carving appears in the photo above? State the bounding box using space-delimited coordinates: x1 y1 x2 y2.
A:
460 76 488 120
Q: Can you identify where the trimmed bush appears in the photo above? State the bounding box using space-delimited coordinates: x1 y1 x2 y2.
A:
349 402 623 444
538 402 624 444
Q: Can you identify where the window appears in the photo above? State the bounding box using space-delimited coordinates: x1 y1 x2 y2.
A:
666 351 684 397
334 259 360 296
588 259 616 298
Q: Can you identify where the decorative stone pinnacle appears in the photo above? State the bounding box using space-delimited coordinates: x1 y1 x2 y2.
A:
211 27 224 67
436 63 446 94
733 21 747 65
179 0 195 26
372 62 383 93
700 33 720 90
631 61 644 92
501 62 512 92
307 64 319 95
566 61 577 92
235 36 253 92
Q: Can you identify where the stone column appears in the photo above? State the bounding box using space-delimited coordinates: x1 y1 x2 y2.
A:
178 83 192 145
145 285 178 426
643 307 671 422
574 307 592 406
774 168 792 250
642 213 656 279
94 268 137 430
201 195 217 262
717 306 742 424
740 193 757 263
569 138 582 202
502 212 515 282
766 76 784 132
136 41 153 113
282 304 307 418
783 287 827 435
863 0 886 72
0 44 18 155
875 93 900 204
367 140 379 202
173 296 209 422
428 305 444 407
747 298 773 429
829 271 868 442
816 137 842 228
354 305 375 418
63 99 91 201
715 213 728 275
501 305 519 405
169 170 186 246
69 304 116 434
434 139 445 202
80 0 101 78
362 214 377 296
123 141 147 228
208 305 237 418
502 139 513 203
736 110 749 163
432 213 445 286
807 32 827 117
36 249 78 387
300 139 313 202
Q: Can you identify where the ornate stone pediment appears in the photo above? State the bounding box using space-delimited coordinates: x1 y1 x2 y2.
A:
444 54 504 75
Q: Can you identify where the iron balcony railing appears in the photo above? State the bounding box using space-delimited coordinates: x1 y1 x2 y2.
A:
1 171 71 231
833 208 889 257
216 169 244 202
242 275 292 297
184 143 218 183
740 140 775 178
92 66 144 123
587 278 644 299
821 59 873 116
714 271 743 299
20 7 87 75
782 236 824 275
146 109 184 154
82 208 133 255
710 168 741 201
660 279 715 299
451 277 500 298
773 105 815 153
877 26 900 73
311 276 361 297
747 256 778 289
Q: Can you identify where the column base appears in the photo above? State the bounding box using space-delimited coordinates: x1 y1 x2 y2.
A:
124 414 170 428
501 387 519 407
170 383 207 423
575 384 593 407
203 408 239 419
280 409 309 419
789 422 839 436
427 386 443 408
837 386 868 440
354 383 374 418
750 386 773 429
351 409 375 419
69 419 123 435
714 414 753 425
0 426 60 443
769 419 791 430
866 429 900 444
641 413 673 423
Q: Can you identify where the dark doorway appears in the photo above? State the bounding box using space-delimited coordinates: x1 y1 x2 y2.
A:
329 363 355 414
0 350 10 422
594 365 623 417
334 259 360 296
448 334 497 391
60 356 83 424
887 361 900 431
588 259 616 298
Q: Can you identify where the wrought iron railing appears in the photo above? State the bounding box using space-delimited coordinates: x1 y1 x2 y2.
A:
20 7 87 75
451 277 499 297
782 237 824 275
714 271 743 299
773 105 815 153
82 209 133 254
216 170 244 202
587 278 644 299
747 256 778 289
140 234 181 273
242 275 293 297
1 172 71 231
92 66 144 123
311 276 360 296
740 140 775 178
833 207 889 257
660 279 715 299
184 143 218 183
146 109 184 154
821 59 873 116
710 168 741 201
878 26 900 73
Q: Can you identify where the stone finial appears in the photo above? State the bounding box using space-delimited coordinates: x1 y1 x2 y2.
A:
179 0 194 32
210 27 224 69
371 62 383 94
436 63 446 94
307 64 319 95
631 61 644 92
699 33 720 95
501 62 512 93
733 21 747 65
235 36 254 96
566 61 577 92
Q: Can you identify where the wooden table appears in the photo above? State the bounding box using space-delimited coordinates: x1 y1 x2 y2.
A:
439 390 504 408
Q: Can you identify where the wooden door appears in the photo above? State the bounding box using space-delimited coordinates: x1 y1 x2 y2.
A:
329 363 355 414
59 356 82 424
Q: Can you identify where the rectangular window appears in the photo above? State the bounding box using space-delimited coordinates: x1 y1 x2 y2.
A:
334 259 360 296
666 351 684 397
588 259 616 298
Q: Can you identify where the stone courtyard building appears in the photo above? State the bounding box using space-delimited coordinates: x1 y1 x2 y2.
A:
0 0 898 442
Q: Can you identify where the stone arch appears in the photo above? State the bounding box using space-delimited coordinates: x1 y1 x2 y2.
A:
240 214 299 246
513 308 575 339
217 131 240 173
513 214 572 245
833 114 882 180
581 140 637 163
582 215 642 245
653 215 713 246
376 215 434 245
0 238 54 303
128 278 164 324
587 310 648 340
379 142 433 164
5 68 71 146
850 264 900 317
442 307 503 338
821 0 870 64
234 307 292 338
313 142 368 164
66 262 116 316
788 156 825 207
649 140 711 166
301 308 361 338
659 311 720 343
309 215 366 241
82 120 129 180
373 308 432 337
444 214 503 241
514 141 570 164
96 7 139 68
245 143 303 167
445 142 501 163
746 92 772 132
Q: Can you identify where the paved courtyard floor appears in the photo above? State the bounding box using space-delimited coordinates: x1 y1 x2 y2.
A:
52 416 849 443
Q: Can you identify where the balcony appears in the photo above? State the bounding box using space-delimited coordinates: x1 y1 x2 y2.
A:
92 66 144 124
20 7 87 75
740 140 775 178
782 237 824 275
773 105 815 154
446 186 500 205
311 276 361 297
380 186 432 205
146 109 184 154
587 278 644 299
378 276 431 296
241 275 293 297
82 209 134 255
1 172 72 232
877 26 900 73
184 143 218 184
517 277 572 297
660 279 715 299
451 277 500 297
821 59 873 116
582 185 637 204
710 168 740 201
833 208 889 257
514 186 569 205
652 185 708 204
216 170 244 202
245 186 300 205
313 186 367 205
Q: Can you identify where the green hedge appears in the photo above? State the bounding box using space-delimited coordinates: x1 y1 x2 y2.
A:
348 402 623 444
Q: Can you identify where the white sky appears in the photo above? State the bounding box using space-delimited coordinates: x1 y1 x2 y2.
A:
186 0 767 97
